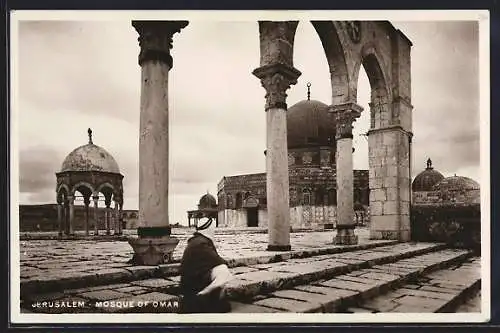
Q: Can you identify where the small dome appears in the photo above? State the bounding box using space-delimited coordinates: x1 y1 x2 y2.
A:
60 129 120 173
287 99 336 148
433 175 480 192
412 158 445 192
61 144 121 173
198 192 217 209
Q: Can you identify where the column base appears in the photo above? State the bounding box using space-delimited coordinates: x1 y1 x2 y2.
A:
267 244 291 251
334 227 358 245
128 236 179 266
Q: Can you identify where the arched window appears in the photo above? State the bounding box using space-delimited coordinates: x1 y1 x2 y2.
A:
328 189 337 205
235 192 243 209
302 189 311 206
226 194 233 209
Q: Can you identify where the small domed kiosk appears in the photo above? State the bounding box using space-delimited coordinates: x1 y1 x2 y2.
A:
187 192 218 228
55 128 124 237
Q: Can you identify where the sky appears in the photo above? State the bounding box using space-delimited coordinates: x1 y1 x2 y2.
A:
15 17 481 226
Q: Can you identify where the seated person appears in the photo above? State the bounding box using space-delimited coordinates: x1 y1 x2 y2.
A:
179 216 233 313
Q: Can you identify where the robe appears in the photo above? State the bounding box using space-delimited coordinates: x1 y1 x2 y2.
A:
179 232 231 313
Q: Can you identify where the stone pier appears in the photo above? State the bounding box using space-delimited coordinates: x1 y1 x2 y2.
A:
253 63 301 251
128 21 188 265
331 103 362 245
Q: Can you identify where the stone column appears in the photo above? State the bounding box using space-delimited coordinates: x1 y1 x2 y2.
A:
114 201 119 235
128 20 188 265
68 195 75 236
84 197 90 236
93 195 99 236
105 202 111 235
57 203 63 237
118 202 123 234
253 63 301 251
331 103 362 245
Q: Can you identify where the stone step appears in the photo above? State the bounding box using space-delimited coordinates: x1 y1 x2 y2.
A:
20 238 398 298
343 256 481 313
22 242 447 313
229 248 472 313
224 242 446 301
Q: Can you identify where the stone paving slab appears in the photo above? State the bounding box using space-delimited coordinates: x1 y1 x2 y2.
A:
230 249 472 313
348 256 481 313
21 229 398 296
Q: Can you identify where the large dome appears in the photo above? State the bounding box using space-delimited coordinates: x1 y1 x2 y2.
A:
61 143 120 174
412 158 445 192
287 99 336 148
433 175 480 192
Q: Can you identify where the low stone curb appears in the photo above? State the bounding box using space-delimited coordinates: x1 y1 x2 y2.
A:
224 243 448 301
20 240 398 298
232 249 472 313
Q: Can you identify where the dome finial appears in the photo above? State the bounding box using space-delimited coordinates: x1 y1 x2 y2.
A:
88 128 93 144
306 82 311 101
426 158 432 170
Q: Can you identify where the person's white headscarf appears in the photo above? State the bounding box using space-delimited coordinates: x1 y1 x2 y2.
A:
196 216 216 240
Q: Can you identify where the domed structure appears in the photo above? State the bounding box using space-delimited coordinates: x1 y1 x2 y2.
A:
55 129 124 237
198 192 217 209
412 158 445 192
433 175 480 192
61 143 120 173
287 99 336 148
188 191 218 228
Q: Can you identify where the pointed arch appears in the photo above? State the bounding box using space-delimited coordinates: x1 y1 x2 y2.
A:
311 21 351 104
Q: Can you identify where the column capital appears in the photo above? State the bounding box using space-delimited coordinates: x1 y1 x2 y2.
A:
329 102 363 139
92 195 99 202
67 195 75 204
253 63 301 110
132 20 189 68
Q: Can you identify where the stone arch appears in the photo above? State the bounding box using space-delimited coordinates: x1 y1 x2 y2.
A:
235 192 243 209
311 21 350 104
56 184 70 203
353 44 393 130
301 188 312 205
71 181 95 198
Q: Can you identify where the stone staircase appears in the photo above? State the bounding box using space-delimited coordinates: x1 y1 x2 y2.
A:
20 241 481 314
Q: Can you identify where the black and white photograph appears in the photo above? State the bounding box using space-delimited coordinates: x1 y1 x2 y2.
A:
10 10 490 324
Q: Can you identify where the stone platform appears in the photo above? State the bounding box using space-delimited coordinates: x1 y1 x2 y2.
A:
19 228 481 314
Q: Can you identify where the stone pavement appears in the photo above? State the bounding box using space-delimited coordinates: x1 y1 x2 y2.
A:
19 228 482 314
21 228 398 295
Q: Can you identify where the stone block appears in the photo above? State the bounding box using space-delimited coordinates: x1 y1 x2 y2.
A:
114 286 150 295
124 266 158 280
319 278 377 293
383 201 399 215
385 187 398 201
294 285 356 299
131 278 177 290
394 295 444 311
383 177 398 188
370 202 383 216
79 289 131 301
254 297 321 313
370 215 399 231
230 301 282 313
370 230 400 241
271 289 333 305
372 189 387 202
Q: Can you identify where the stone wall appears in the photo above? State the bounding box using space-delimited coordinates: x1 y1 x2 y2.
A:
217 169 369 210
19 204 137 231
410 203 481 252
219 204 369 229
